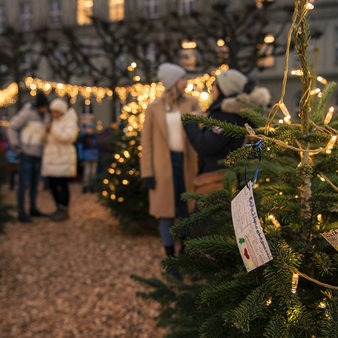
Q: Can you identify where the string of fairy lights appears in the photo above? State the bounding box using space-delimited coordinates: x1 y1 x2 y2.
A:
0 63 228 121
25 77 114 105
0 63 229 128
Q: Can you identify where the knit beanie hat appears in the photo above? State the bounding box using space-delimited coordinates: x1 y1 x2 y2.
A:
50 98 68 114
35 92 49 107
157 63 186 91
216 69 248 97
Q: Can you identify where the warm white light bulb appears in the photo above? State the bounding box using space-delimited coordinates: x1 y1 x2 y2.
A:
306 2 314 10
324 107 334 125
291 273 299 294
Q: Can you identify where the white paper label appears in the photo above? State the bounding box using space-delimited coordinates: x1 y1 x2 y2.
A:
231 182 273 272
321 229 338 251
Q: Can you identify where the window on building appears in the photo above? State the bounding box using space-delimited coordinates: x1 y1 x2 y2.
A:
216 39 229 63
179 0 195 15
144 0 159 19
109 0 124 21
77 0 93 25
21 52 33 74
181 41 197 70
146 43 157 65
0 107 8 120
83 99 93 115
0 5 6 33
49 0 62 27
257 43 274 69
181 49 197 70
20 3 33 31
0 64 8 74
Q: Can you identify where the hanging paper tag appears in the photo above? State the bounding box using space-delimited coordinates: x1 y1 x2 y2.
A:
321 230 338 251
231 181 273 272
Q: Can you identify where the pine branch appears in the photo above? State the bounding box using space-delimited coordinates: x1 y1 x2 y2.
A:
231 283 271 333
239 107 268 127
312 82 337 124
319 292 338 338
182 114 248 138
224 146 259 168
184 235 238 265
199 273 258 310
263 314 288 338
170 203 227 237
130 275 176 306
222 170 238 198
313 252 337 278
263 241 302 301
198 313 232 338
161 255 222 276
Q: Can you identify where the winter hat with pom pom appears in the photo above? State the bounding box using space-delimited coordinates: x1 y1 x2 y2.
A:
216 69 249 97
50 98 68 114
157 63 186 91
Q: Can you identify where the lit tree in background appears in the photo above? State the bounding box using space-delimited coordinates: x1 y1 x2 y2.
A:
0 27 42 109
95 123 156 233
132 1 338 336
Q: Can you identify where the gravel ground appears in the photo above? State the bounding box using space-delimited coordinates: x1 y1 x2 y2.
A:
0 183 167 338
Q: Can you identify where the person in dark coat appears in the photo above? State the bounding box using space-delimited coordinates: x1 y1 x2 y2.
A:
7 92 49 222
77 122 99 193
184 69 271 176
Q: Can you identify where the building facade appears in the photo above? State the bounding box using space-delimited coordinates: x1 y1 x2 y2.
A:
0 0 337 126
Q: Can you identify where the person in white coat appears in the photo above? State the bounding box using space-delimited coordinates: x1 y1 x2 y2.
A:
42 99 78 221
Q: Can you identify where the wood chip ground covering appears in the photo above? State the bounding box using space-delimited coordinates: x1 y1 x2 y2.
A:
0 183 167 337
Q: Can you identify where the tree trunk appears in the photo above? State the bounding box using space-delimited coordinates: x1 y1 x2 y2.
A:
296 0 312 238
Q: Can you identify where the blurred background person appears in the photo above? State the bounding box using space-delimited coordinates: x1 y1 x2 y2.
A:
184 69 271 194
7 92 49 222
140 63 200 266
42 99 78 222
77 121 99 193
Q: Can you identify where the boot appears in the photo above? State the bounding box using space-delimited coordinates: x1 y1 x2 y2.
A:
165 245 175 257
18 213 32 223
50 204 61 218
50 205 69 222
30 208 48 217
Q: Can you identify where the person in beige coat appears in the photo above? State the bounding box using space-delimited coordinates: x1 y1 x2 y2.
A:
42 99 78 221
141 63 200 263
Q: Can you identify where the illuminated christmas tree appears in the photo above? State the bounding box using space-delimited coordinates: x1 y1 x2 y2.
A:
133 1 338 336
96 118 156 232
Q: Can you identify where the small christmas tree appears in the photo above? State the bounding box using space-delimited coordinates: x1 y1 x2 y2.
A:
132 1 338 336
96 116 156 232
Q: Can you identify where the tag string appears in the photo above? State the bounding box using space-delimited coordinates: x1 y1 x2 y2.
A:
245 139 264 188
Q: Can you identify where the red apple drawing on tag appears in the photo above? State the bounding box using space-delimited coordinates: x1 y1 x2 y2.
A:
244 248 250 259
